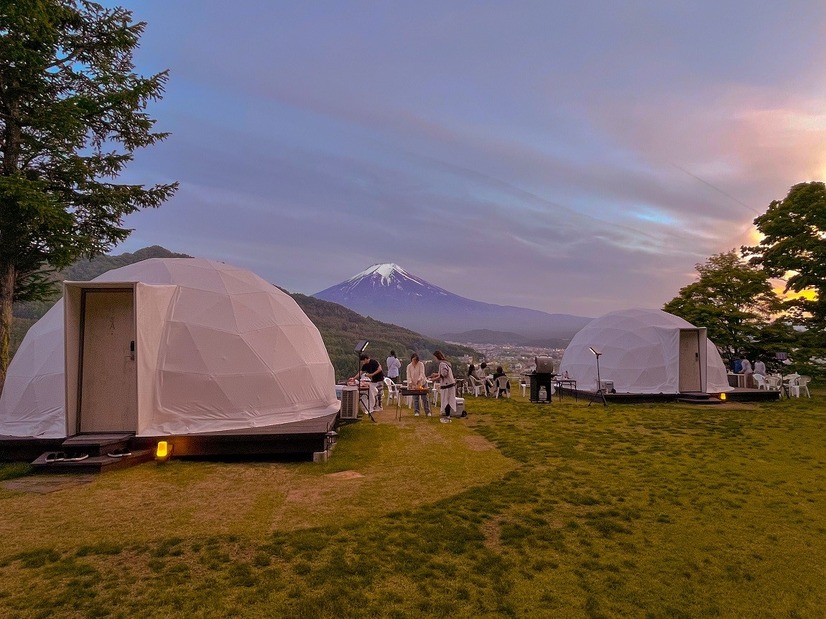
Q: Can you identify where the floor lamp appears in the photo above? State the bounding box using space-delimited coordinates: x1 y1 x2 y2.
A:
588 346 607 407
354 340 375 422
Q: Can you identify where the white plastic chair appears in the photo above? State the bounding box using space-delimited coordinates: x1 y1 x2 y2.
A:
765 375 782 392
383 377 398 405
467 376 484 397
789 375 811 398
520 381 527 397
753 374 767 390
494 375 510 398
783 374 800 398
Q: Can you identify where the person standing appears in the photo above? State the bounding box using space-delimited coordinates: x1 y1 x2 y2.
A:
406 353 431 417
430 350 457 422
386 350 401 384
740 357 754 388
754 358 766 376
353 353 384 411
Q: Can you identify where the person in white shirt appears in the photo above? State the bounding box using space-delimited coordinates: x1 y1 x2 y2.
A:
430 350 457 422
386 350 401 383
406 353 431 416
474 362 492 396
753 359 766 376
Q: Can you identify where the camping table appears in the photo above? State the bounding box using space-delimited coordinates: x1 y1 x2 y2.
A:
397 388 430 420
553 378 577 401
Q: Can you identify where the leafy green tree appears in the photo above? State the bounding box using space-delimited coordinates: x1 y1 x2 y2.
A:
0 0 176 391
663 251 789 364
743 182 826 368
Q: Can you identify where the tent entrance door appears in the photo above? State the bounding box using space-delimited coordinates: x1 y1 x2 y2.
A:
77 289 138 433
679 330 702 392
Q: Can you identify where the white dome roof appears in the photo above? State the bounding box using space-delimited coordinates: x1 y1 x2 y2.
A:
558 308 731 394
0 258 338 437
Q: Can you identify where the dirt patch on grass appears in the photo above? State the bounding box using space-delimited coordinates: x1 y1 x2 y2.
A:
482 515 504 551
325 470 365 480
2 475 96 494
464 434 496 451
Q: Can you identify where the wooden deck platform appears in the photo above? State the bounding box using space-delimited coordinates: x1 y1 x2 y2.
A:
563 387 781 404
2 412 341 466
130 412 339 458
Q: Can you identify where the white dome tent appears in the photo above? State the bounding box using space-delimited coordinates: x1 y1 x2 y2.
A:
0 259 339 443
558 308 732 395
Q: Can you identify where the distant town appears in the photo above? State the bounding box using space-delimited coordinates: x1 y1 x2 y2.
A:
448 341 565 376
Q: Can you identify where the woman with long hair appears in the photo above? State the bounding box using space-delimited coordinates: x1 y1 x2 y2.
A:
430 350 457 422
406 353 431 417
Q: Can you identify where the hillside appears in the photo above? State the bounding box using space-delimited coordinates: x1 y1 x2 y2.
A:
291 293 477 381
10 248 478 381
12 246 190 320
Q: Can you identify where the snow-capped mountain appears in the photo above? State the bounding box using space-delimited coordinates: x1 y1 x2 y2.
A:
314 263 592 341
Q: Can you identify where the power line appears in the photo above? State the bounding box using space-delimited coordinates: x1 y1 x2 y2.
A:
671 163 760 215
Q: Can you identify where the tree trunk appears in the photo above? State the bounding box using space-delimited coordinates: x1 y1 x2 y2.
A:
0 262 15 397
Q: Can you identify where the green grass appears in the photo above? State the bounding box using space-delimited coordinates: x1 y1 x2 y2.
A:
0 392 824 618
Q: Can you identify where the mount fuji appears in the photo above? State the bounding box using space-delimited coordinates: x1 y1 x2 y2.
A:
314 264 592 342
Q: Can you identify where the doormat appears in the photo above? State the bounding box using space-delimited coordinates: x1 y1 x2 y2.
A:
2 475 96 494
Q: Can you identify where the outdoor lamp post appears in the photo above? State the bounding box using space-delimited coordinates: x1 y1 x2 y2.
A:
588 347 607 407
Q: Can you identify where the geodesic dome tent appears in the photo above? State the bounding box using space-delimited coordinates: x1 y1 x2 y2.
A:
558 308 732 394
0 258 339 438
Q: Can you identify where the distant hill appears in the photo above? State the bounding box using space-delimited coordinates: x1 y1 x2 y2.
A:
10 248 478 381
291 294 478 382
315 263 592 341
12 246 190 320
61 245 192 282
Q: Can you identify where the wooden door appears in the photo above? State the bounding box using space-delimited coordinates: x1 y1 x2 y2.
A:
78 290 137 433
679 330 702 392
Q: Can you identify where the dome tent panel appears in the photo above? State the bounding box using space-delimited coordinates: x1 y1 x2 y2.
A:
0 303 66 438
0 258 339 439
559 308 732 395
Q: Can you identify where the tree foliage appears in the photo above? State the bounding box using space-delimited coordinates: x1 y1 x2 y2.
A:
742 182 826 374
663 251 790 364
0 0 177 389
743 182 826 360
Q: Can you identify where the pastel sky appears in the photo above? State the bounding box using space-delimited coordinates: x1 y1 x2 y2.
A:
116 1 826 317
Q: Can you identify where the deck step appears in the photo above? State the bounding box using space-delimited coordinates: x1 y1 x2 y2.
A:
31 449 154 474
61 433 134 457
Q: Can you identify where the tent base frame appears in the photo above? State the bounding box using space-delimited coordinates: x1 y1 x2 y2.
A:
2 412 340 467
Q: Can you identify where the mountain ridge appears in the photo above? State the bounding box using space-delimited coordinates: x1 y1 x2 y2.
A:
315 263 592 342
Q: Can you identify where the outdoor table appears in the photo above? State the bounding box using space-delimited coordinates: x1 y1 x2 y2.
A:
350 382 376 422
553 378 577 401
397 387 429 420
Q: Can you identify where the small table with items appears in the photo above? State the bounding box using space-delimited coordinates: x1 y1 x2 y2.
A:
397 387 430 419
553 378 578 401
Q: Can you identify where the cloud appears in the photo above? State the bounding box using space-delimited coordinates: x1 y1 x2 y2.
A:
118 1 826 317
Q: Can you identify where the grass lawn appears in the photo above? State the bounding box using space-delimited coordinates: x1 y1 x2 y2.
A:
0 390 824 618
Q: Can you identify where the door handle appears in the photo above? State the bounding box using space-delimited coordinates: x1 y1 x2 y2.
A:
130 341 135 361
